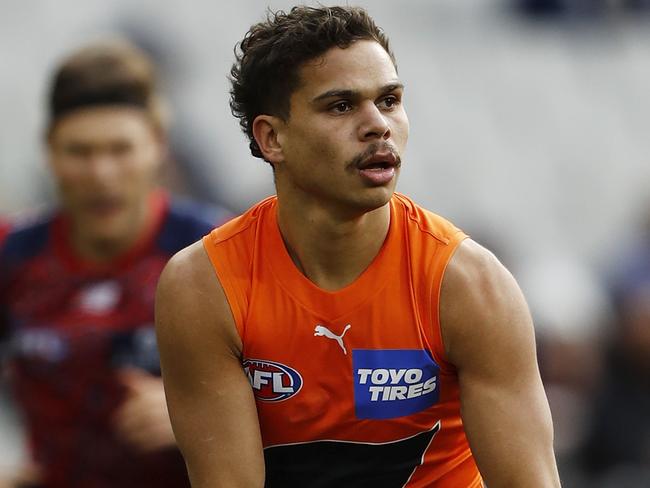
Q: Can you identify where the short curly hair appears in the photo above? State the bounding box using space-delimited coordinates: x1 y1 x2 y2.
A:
229 5 395 161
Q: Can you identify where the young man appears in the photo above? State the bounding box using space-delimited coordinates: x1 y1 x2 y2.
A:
0 40 230 487
156 6 561 487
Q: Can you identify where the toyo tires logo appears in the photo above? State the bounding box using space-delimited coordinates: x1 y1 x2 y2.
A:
353 349 440 419
243 358 303 402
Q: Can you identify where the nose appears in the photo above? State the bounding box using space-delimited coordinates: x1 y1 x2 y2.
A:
86 151 120 184
358 102 391 141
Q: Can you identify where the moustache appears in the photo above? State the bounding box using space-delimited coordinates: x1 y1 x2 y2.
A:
349 142 401 169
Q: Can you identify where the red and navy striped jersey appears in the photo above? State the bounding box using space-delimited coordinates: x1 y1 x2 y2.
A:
0 192 229 488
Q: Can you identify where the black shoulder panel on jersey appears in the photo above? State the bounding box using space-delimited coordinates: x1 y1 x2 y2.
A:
264 422 440 488
157 198 232 255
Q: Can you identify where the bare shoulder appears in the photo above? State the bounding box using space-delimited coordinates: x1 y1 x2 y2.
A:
155 243 264 486
440 238 535 370
440 238 516 312
157 240 215 291
156 240 241 357
439 242 560 486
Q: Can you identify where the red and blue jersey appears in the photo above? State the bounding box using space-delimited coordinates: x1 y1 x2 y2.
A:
0 192 229 488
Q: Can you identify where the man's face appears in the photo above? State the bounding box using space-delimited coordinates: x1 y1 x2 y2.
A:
274 40 409 214
48 106 163 245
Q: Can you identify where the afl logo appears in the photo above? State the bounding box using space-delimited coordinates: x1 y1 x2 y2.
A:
243 358 303 402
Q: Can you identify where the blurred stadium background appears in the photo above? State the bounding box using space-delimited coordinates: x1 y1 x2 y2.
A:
1 0 649 486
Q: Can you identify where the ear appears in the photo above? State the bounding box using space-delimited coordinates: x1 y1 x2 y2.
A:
252 115 285 164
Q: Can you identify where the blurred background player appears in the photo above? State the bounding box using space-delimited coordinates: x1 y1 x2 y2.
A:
0 39 231 488
578 207 650 485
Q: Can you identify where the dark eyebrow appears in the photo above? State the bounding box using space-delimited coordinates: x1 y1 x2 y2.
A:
312 89 357 104
380 82 404 95
311 82 404 104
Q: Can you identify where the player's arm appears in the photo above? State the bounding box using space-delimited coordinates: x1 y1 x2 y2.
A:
155 241 264 487
440 239 561 487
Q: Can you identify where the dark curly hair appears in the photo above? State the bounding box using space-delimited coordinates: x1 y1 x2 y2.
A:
229 5 395 161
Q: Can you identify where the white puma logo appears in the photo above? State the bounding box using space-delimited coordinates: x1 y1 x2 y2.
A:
314 324 351 355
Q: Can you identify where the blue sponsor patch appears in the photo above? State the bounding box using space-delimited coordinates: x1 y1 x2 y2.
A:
353 349 440 419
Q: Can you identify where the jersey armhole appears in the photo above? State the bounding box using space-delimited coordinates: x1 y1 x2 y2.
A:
429 231 468 370
201 234 247 343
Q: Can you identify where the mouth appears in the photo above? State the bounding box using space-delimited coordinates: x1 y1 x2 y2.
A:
356 151 399 171
83 196 126 218
355 149 400 186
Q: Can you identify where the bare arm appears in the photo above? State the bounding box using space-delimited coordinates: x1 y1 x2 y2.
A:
155 241 264 487
440 239 561 487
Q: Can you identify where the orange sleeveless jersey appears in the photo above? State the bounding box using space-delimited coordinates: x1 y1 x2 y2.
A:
203 194 482 487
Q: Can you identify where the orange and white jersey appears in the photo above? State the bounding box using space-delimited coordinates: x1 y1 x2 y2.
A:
203 194 482 487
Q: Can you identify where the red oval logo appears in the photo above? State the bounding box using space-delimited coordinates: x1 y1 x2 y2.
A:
243 358 303 402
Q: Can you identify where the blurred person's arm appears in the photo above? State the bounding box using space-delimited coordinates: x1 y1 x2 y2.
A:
0 383 38 488
0 462 42 488
155 242 265 487
441 239 561 487
0 330 42 487
112 368 177 452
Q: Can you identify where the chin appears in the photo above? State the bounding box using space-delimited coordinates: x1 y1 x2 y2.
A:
87 229 129 248
83 214 134 243
350 187 395 213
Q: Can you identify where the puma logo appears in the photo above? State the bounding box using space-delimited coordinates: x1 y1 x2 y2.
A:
314 324 351 355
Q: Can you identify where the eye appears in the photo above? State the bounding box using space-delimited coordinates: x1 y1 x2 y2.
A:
378 95 400 110
110 141 134 157
330 101 353 114
62 143 92 158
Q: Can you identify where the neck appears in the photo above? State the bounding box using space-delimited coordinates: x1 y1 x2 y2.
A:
276 198 391 291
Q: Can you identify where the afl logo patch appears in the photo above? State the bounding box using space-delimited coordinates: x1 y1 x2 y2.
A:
243 358 303 402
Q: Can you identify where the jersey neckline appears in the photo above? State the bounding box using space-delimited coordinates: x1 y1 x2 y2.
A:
264 196 403 320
